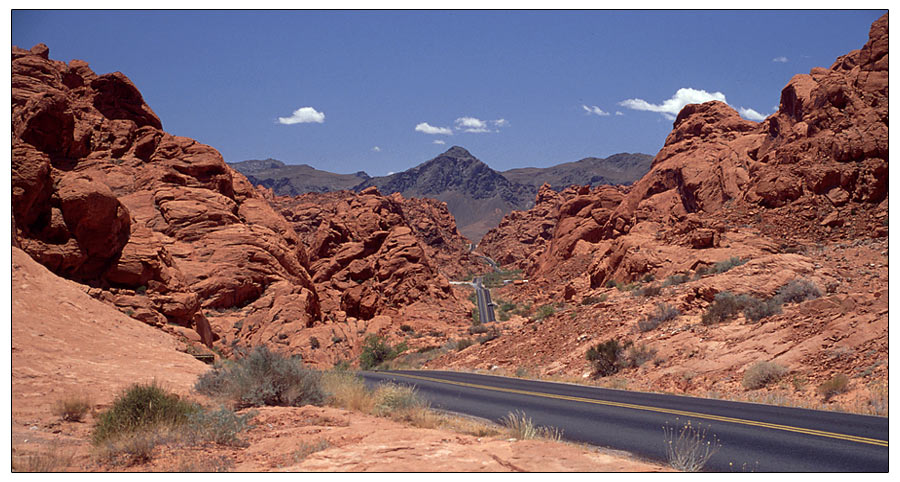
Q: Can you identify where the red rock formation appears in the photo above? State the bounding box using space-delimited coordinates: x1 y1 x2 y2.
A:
271 188 478 320
12 44 320 347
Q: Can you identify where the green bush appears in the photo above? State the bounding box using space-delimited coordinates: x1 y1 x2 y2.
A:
817 374 850 400
533 304 556 321
742 297 782 322
455 338 474 351
476 326 501 344
701 292 751 325
194 345 325 408
92 382 199 445
742 362 787 389
621 344 657 369
638 303 680 332
712 257 747 274
775 279 822 305
586 339 631 377
187 406 255 446
358 335 407 370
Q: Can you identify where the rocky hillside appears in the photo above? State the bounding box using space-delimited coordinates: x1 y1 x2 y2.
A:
435 13 888 410
231 148 653 242
12 43 323 350
10 43 475 366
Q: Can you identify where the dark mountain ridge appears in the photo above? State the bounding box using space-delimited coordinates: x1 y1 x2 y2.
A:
230 147 652 241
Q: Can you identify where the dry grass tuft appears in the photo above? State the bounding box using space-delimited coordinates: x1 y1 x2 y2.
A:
52 393 93 422
12 444 74 472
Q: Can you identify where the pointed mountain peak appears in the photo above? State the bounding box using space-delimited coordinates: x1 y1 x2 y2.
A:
441 146 475 159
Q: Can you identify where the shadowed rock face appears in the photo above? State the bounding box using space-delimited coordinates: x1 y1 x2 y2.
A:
12 43 320 347
480 14 888 289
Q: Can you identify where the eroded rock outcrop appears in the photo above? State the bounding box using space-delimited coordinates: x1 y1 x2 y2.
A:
12 44 320 347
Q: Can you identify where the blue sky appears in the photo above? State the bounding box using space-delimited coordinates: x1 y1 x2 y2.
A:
12 9 886 175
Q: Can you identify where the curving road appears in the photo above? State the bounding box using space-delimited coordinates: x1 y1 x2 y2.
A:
360 370 889 472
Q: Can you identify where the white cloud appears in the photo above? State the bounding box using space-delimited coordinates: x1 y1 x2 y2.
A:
582 105 610 116
738 107 768 121
619 88 727 120
433 139 446 145
772 56 789 63
455 116 491 133
371 146 381 152
615 111 624 116
415 122 453 135
493 118 509 127
277 106 325 124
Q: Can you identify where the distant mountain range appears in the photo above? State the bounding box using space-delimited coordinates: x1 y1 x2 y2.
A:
230 147 652 241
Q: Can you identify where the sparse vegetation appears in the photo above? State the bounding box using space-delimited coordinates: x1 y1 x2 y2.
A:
774 279 822 305
663 273 691 287
455 338 474 351
309 337 320 349
741 296 782 322
91 382 254 466
400 324 414 332
194 345 325 408
695 256 747 279
581 294 608 305
632 284 662 298
482 269 523 288
638 303 680 332
533 304 556 321
92 382 199 445
621 344 657 369
12 444 74 472
742 362 788 390
701 291 749 325
52 393 92 422
817 374 850 400
292 439 331 463
358 335 408 370
586 339 631 377
502 410 563 441
663 419 720 472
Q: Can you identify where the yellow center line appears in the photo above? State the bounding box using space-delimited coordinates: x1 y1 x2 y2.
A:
383 372 888 448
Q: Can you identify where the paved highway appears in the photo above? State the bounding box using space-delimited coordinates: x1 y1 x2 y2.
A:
360 370 888 472
472 276 496 323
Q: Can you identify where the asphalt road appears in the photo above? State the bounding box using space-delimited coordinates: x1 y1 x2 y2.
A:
472 276 496 323
359 370 889 472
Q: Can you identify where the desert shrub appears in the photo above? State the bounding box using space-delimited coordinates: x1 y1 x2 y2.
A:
476 326 501 344
502 411 562 441
632 284 662 298
533 304 556 321
321 371 373 412
92 382 199 445
292 439 331 463
373 383 424 416
52 393 92 422
701 292 752 325
309 337 320 349
742 362 788 390
586 339 631 377
581 294 608 305
663 420 720 472
638 303 680 332
621 344 657 369
400 324 414 332
742 297 782 322
468 324 490 335
455 338 474 351
12 444 74 472
194 345 325 408
358 335 408 370
817 374 850 400
663 273 691 287
471 308 480 324
187 406 255 447
711 256 746 274
774 279 822 305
